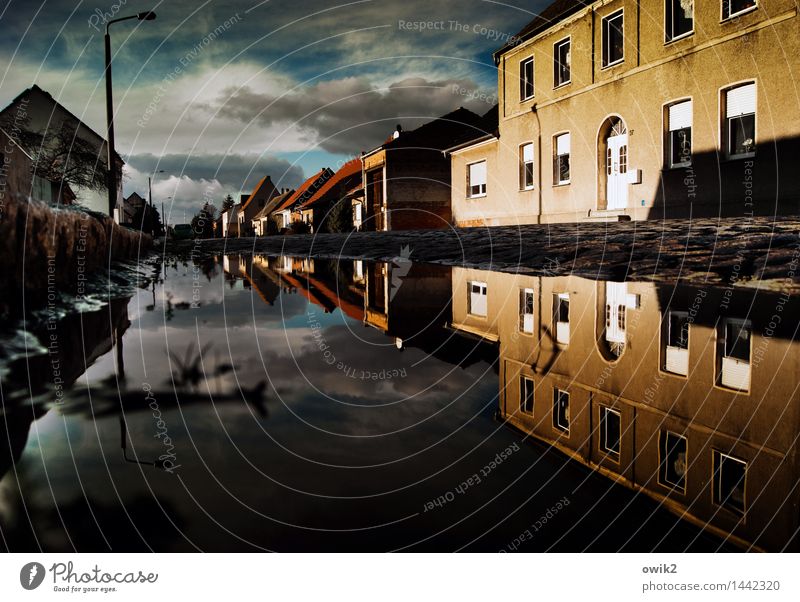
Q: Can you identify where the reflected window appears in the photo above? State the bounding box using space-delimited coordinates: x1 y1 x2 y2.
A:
520 143 534 190
719 318 751 391
713 450 747 515
600 406 621 459
521 377 535 414
659 431 687 492
519 288 534 333
468 160 487 198
468 281 488 317
664 310 690 376
553 388 570 433
553 133 570 185
554 292 570 345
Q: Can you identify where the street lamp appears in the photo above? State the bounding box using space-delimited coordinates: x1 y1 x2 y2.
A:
104 11 157 217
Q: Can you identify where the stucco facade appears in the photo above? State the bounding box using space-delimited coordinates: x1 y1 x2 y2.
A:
451 0 800 225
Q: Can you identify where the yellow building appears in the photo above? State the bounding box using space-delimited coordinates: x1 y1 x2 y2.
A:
450 267 800 550
449 0 800 225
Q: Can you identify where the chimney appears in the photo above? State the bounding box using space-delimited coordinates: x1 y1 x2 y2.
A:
392 124 403 139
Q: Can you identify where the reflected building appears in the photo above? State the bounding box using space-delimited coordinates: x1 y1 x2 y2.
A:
451 267 800 551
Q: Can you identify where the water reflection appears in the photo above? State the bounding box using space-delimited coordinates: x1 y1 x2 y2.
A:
0 253 796 551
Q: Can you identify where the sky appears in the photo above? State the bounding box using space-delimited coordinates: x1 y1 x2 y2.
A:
0 0 548 221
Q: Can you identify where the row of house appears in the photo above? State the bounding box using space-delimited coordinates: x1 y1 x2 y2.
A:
221 253 800 550
224 0 798 234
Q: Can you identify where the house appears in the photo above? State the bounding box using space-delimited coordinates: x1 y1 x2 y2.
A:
347 184 366 230
361 108 485 231
0 85 124 217
449 0 800 224
252 189 295 236
236 176 280 237
0 127 75 206
449 266 800 550
270 168 334 232
120 192 147 225
296 158 362 233
221 203 240 237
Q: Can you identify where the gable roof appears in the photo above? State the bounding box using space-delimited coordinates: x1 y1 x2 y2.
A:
241 175 279 211
2 85 124 164
444 104 500 153
299 158 362 209
273 168 334 213
494 0 592 61
253 189 294 220
367 107 486 156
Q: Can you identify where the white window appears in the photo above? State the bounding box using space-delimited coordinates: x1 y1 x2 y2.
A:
554 292 570 345
664 310 690 376
519 288 534 333
520 377 534 414
599 406 621 459
468 281 487 317
667 100 693 168
553 388 570 433
520 143 534 190
666 0 694 42
554 38 571 86
353 202 363 227
712 450 746 515
553 133 570 185
602 10 624 68
659 431 687 491
724 83 756 159
520 56 534 101
722 0 757 20
467 161 487 198
719 318 751 391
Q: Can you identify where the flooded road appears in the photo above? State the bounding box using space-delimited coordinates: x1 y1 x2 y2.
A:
1 253 796 552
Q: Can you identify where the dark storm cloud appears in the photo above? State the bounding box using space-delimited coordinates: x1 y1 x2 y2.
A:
126 152 305 191
213 75 498 155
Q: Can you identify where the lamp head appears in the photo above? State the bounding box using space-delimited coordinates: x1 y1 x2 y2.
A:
137 11 157 21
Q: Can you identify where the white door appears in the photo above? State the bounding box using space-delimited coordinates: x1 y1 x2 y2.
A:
606 133 628 210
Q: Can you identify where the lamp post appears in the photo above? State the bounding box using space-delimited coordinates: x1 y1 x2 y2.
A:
104 11 157 217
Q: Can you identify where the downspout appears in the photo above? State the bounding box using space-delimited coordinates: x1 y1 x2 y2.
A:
531 103 542 223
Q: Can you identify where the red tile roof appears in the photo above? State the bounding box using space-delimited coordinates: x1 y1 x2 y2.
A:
299 158 362 209
273 168 333 213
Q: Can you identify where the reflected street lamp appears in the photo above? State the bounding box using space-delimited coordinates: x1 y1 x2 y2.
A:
104 11 157 217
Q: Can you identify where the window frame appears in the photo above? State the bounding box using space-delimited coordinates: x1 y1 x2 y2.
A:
553 132 571 186
553 388 570 434
519 56 535 101
601 9 625 69
554 292 570 346
519 142 535 190
553 36 571 88
520 376 535 415
658 430 688 492
722 82 757 160
721 0 758 21
712 450 747 516
665 0 695 43
665 98 693 169
599 406 621 461
466 159 488 198
519 287 534 334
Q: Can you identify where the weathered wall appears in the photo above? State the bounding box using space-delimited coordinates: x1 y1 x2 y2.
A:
0 193 152 310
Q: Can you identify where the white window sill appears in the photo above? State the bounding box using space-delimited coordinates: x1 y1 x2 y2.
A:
664 30 694 45
722 6 758 22
467 193 487 199
553 80 571 89
725 152 756 161
553 181 571 187
519 186 535 192
601 59 624 70
666 161 692 170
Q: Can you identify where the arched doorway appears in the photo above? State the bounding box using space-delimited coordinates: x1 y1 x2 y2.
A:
598 117 628 210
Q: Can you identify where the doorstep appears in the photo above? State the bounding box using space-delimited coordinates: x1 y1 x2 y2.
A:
582 209 633 222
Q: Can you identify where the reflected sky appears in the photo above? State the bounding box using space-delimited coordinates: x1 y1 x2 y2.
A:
3 254 785 552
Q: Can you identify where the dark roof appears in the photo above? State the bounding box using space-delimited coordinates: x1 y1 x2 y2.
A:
444 104 499 152
2 85 125 164
494 0 593 62
300 158 362 209
374 107 487 153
